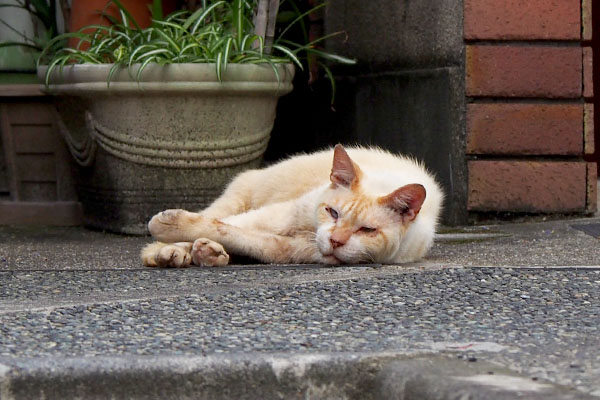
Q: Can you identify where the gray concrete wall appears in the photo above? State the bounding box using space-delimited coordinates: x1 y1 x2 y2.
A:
323 0 467 225
325 0 464 70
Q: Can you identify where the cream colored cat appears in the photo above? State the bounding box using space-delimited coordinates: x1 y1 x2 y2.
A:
141 144 443 267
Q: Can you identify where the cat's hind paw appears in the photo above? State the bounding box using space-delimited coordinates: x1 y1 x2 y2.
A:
141 242 192 268
191 238 229 267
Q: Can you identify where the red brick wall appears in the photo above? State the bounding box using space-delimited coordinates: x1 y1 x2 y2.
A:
464 0 597 214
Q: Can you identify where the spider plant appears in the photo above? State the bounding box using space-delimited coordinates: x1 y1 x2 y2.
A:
39 0 354 99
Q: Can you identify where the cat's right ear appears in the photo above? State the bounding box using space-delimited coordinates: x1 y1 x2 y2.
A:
330 144 361 188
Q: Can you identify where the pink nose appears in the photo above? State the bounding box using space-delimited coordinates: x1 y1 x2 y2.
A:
330 238 345 248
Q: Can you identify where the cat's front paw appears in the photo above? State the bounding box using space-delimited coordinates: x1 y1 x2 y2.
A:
142 242 192 268
148 209 199 242
191 238 229 267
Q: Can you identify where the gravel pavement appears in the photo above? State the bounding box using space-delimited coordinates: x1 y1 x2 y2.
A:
0 216 599 399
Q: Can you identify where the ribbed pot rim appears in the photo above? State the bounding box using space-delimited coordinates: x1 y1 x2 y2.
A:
37 63 295 84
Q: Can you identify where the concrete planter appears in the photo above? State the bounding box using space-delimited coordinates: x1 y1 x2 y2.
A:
38 63 294 234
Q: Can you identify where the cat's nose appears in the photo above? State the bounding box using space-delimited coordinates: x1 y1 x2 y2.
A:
330 238 345 248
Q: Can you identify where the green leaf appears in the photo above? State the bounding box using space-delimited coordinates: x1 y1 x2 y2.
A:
151 0 163 22
153 28 180 52
216 51 222 81
165 10 189 23
303 31 350 50
272 44 302 70
239 33 255 51
128 44 156 67
44 55 65 86
223 37 233 70
184 1 226 33
107 62 124 86
136 48 172 59
136 56 156 82
152 19 186 32
109 0 143 31
305 48 356 65
276 0 325 45
262 58 281 86
232 0 243 46
318 61 336 104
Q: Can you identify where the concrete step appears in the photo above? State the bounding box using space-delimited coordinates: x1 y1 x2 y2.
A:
1 353 593 399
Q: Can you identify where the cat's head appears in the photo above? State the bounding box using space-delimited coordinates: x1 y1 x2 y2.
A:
315 145 426 264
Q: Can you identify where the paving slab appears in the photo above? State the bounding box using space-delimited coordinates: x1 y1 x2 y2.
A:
0 216 599 398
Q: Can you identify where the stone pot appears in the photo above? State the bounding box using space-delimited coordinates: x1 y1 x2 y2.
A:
38 63 294 234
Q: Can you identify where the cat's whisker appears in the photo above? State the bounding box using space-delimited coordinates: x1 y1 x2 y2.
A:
354 250 373 263
361 250 376 263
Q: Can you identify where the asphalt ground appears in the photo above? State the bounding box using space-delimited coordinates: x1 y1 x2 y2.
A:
0 215 599 398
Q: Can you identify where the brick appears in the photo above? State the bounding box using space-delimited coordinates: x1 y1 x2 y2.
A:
587 163 598 213
464 0 580 40
468 161 587 212
466 46 582 98
466 103 583 155
584 104 595 154
583 47 593 98
582 0 592 40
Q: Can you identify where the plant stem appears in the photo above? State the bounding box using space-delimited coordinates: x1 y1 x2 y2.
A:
49 0 57 37
253 0 268 49
307 0 323 83
264 0 279 54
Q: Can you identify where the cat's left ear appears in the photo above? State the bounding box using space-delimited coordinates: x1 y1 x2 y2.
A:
379 184 426 223
330 144 362 188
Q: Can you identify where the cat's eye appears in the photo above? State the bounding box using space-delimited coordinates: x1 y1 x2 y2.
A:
326 207 339 220
359 226 377 233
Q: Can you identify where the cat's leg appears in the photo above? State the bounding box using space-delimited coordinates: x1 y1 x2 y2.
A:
147 209 204 243
141 242 193 268
149 208 333 264
187 225 331 264
143 171 255 267
198 169 260 219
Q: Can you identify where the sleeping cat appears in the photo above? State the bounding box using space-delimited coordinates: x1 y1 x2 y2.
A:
141 144 443 267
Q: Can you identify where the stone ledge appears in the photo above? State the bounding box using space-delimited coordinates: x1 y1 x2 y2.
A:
0 353 593 400
0 201 82 226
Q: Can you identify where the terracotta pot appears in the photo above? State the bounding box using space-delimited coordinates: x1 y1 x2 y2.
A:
68 0 177 49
